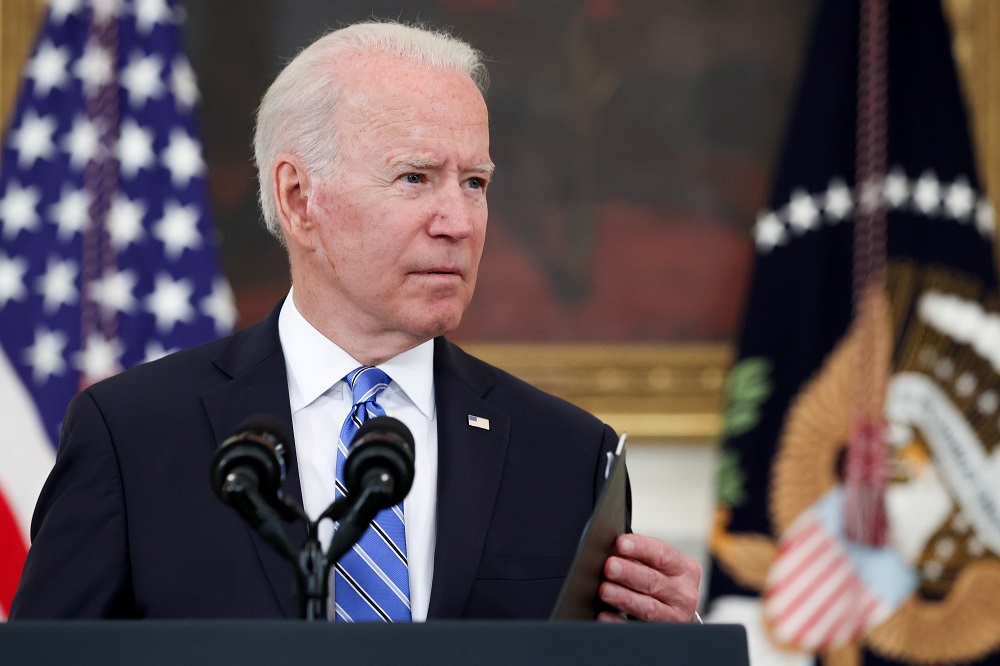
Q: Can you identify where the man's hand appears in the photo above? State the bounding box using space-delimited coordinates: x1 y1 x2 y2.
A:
597 534 702 623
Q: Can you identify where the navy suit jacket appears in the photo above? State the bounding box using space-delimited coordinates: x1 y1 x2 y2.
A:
11 304 623 619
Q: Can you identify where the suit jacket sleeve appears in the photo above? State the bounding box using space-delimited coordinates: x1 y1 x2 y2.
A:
11 389 136 618
10 313 299 620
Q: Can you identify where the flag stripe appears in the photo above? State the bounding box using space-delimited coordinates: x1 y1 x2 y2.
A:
766 522 830 587
767 545 850 623
0 348 55 541
785 565 857 643
0 490 28 617
796 580 860 647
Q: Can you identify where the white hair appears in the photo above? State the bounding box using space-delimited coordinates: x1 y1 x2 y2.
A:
253 21 489 242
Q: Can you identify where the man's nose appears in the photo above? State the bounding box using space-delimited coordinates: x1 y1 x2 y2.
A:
427 182 478 239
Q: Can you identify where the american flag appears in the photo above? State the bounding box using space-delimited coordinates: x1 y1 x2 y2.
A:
0 0 235 620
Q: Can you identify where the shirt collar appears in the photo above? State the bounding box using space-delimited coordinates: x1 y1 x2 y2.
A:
278 290 435 419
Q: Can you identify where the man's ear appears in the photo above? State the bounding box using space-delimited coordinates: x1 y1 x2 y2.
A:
274 154 315 246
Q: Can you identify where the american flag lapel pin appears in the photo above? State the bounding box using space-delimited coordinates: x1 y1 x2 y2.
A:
468 415 490 430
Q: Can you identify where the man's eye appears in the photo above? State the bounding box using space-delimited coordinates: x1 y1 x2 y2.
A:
467 177 485 190
403 173 423 184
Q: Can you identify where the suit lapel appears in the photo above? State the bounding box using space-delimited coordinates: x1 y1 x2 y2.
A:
200 303 307 619
427 338 511 618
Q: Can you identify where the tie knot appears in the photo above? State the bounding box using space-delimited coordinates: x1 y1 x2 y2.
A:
345 366 391 407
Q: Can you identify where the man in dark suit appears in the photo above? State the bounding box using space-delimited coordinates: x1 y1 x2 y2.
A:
11 21 700 622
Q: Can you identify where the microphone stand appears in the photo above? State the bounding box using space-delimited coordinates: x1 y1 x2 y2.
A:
238 471 397 621
301 471 396 620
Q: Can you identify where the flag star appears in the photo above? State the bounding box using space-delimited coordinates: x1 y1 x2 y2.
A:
145 273 196 333
0 181 42 240
786 189 820 232
49 186 90 241
170 57 200 109
75 333 123 384
25 41 71 96
135 0 173 33
74 42 115 95
49 0 84 23
23 327 69 384
943 177 975 220
108 195 147 249
857 176 884 214
0 253 29 309
976 199 996 237
118 119 156 178
63 115 101 171
912 170 941 215
36 257 79 314
121 52 165 107
90 269 138 314
883 168 910 208
823 179 853 220
201 277 237 334
162 129 206 187
143 340 178 364
9 110 58 168
754 211 787 252
154 201 202 259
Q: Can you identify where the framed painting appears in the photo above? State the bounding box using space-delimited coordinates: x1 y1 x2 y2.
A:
182 0 816 440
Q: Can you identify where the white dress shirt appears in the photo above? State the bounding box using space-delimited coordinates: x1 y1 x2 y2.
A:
278 292 438 621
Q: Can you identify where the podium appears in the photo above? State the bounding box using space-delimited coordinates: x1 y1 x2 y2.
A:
1 620 749 665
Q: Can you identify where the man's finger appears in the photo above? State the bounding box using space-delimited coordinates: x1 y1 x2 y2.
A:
597 609 629 623
604 555 699 614
615 534 697 577
598 580 690 623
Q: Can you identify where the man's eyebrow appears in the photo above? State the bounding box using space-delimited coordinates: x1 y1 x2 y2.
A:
388 157 496 177
389 156 439 170
468 162 496 177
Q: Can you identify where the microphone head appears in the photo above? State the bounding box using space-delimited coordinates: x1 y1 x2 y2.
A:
345 416 415 508
210 414 291 503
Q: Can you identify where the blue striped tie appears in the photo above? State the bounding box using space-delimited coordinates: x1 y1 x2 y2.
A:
334 366 411 622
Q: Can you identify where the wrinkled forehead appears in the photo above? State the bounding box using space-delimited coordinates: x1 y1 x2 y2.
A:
335 52 488 126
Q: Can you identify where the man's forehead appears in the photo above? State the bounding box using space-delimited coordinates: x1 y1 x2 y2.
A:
337 67 488 133
340 53 481 105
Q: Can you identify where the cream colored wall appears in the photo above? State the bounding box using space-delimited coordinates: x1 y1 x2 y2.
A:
628 441 720 605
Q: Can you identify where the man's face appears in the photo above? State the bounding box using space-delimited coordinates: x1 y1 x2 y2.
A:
302 54 492 348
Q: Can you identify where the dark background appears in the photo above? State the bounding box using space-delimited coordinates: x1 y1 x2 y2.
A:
181 0 818 342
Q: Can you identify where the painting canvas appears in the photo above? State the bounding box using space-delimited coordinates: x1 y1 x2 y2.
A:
183 0 817 343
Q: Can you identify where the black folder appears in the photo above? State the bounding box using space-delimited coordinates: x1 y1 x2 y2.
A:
550 434 627 620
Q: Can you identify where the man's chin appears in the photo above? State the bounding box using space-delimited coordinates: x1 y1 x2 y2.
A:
405 306 466 340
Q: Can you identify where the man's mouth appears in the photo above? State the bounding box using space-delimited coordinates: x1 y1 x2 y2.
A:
418 267 462 277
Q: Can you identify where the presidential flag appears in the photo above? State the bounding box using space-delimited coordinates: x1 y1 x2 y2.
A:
0 0 235 620
706 1 1000 664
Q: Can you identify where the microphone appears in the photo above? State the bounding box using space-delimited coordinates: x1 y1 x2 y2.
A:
324 416 416 569
210 414 299 562
210 414 289 509
343 416 415 510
